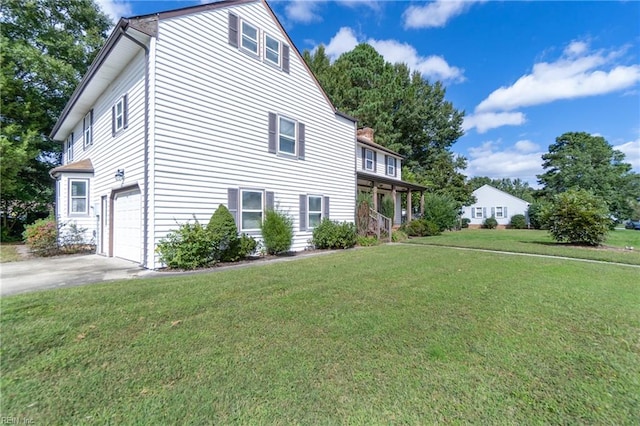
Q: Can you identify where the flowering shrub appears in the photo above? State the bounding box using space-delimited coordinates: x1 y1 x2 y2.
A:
23 217 58 256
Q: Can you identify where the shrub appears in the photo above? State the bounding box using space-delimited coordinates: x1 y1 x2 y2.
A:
545 189 610 246
404 219 441 237
356 235 379 246
392 229 408 242
207 204 240 262
509 214 527 229
261 209 294 255
356 191 372 236
312 219 357 249
380 196 395 219
157 219 218 269
23 217 58 256
422 193 458 232
461 218 471 228
238 233 259 258
483 216 498 229
59 222 94 253
528 201 549 230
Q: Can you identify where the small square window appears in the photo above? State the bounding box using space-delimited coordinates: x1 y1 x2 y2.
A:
279 117 296 155
241 21 258 54
69 180 89 215
265 34 280 66
308 196 322 229
364 149 375 171
241 190 263 231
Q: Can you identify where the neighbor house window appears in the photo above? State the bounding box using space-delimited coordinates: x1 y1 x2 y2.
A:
83 110 93 149
495 206 504 218
308 195 322 229
241 190 263 231
265 34 280 66
386 156 396 176
69 179 88 215
65 133 74 163
474 207 483 218
364 149 375 171
112 95 128 136
279 117 296 155
241 21 258 54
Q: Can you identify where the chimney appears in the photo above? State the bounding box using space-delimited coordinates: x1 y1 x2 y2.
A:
357 127 374 143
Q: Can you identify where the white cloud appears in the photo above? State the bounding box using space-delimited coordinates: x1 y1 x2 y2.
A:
614 138 640 170
322 27 464 83
325 27 359 59
465 140 544 185
368 38 464 82
95 0 132 22
514 139 540 154
476 41 640 113
285 1 323 23
403 0 485 29
462 112 526 134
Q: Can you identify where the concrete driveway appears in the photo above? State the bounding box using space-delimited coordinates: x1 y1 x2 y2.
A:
1 254 152 296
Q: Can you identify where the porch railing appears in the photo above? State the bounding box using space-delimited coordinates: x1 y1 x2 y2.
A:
369 208 392 243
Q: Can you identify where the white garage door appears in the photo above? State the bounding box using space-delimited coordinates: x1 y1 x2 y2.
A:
113 189 141 263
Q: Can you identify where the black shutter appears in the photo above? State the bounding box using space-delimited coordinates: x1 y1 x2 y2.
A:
361 147 366 170
483 207 487 218
123 94 129 129
323 196 330 220
228 188 239 226
297 123 305 160
266 191 274 211
471 208 475 218
373 151 377 172
268 113 277 153
111 105 116 137
299 195 307 231
228 13 238 47
282 44 290 73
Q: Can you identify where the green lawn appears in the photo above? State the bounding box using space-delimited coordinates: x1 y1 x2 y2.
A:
409 228 640 265
1 245 639 424
0 244 22 263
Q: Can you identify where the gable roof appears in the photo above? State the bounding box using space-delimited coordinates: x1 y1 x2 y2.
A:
50 0 354 141
472 184 530 205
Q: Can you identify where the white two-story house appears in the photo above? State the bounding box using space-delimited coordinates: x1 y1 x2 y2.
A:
49 0 356 269
356 128 427 225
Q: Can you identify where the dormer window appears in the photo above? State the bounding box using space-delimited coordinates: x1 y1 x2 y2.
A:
241 21 258 55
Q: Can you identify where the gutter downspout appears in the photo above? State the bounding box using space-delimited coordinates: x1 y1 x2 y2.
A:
121 29 151 268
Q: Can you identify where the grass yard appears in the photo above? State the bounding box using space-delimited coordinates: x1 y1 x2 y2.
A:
409 228 640 266
1 245 639 423
0 244 22 263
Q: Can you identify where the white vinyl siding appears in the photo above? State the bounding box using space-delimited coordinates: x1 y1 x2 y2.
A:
152 3 355 266
69 179 89 215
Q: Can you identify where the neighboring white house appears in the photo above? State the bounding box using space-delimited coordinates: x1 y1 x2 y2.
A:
355 128 427 225
49 0 357 269
462 184 530 228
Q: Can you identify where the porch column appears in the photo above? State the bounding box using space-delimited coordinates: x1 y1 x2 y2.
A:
407 189 412 222
420 191 425 216
372 184 378 211
391 185 397 224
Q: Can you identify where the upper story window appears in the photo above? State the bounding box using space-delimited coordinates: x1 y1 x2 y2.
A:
264 34 280 66
112 94 128 136
69 179 89 215
364 149 375 171
386 156 396 177
241 189 263 231
83 110 93 149
268 113 305 159
241 21 258 55
65 133 74 163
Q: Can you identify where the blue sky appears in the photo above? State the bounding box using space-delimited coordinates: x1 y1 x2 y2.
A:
98 0 640 186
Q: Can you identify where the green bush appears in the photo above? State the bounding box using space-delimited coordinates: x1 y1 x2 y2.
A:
391 229 408 242
380 196 395 219
356 235 379 246
422 193 458 232
59 222 94 253
509 214 527 229
528 201 549 230
23 216 58 256
157 219 218 269
404 219 441 237
461 218 471 228
312 219 357 249
238 233 259 258
545 189 610 246
261 209 294 255
207 204 240 262
483 216 498 229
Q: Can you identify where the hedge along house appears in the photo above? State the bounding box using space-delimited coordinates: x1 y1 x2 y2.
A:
49 0 356 269
461 184 530 228
356 128 428 226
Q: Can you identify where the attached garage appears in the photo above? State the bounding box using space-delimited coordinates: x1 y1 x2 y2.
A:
113 188 142 263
